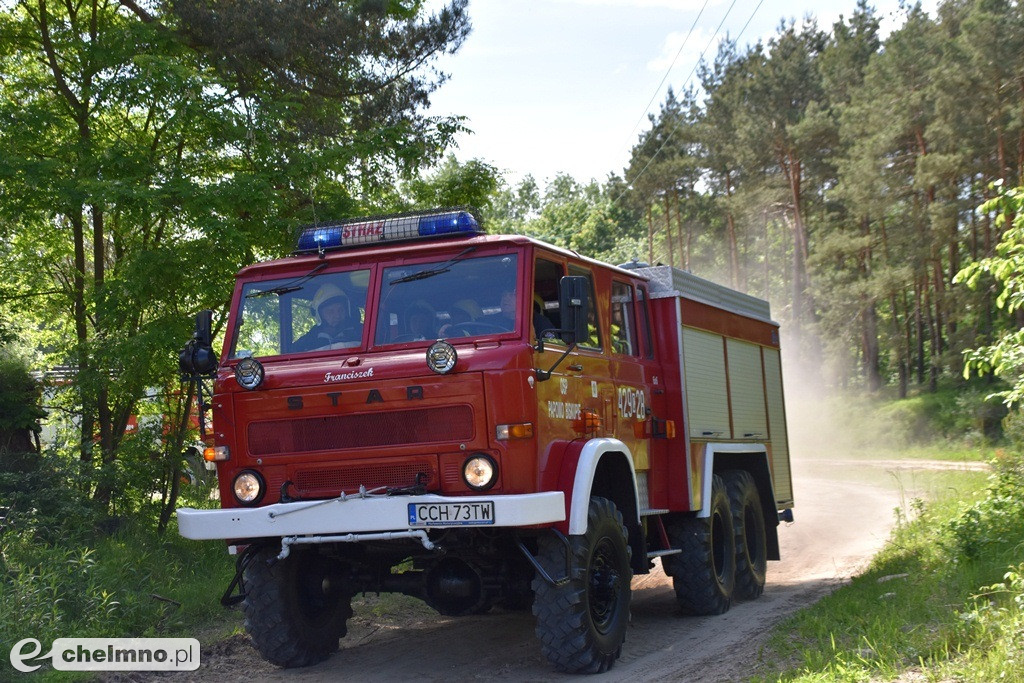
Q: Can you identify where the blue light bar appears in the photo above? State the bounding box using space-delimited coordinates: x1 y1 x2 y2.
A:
296 210 481 252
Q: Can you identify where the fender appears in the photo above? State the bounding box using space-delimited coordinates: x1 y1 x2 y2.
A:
699 442 771 517
559 438 640 535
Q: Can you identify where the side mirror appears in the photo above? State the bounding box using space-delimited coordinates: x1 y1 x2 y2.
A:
195 309 213 347
558 276 589 346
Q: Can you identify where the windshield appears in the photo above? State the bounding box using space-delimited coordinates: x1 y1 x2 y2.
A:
230 269 370 358
375 254 519 345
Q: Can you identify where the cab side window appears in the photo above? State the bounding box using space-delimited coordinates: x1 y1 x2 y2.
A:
569 266 601 351
533 257 563 340
637 285 654 359
611 281 638 356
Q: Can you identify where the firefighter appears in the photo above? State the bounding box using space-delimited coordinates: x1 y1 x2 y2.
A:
438 299 481 337
295 283 359 351
406 300 436 340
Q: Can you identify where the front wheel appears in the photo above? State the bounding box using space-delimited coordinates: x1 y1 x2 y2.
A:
243 547 353 668
532 497 632 674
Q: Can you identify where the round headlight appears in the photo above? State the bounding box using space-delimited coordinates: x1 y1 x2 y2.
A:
234 357 265 390
426 340 457 374
233 470 265 505
463 454 497 491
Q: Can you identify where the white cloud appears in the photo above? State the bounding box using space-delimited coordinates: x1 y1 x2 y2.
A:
646 27 721 77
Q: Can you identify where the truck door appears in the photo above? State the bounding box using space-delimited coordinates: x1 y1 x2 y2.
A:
609 280 651 470
532 258 609 443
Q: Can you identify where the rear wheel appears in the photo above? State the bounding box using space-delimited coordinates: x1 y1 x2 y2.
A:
532 497 632 673
664 474 735 615
724 469 767 600
243 547 352 668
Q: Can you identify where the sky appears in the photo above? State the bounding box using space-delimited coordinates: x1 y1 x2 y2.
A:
425 0 940 188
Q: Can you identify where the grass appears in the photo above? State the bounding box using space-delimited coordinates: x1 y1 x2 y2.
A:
0 516 240 681
752 445 1024 682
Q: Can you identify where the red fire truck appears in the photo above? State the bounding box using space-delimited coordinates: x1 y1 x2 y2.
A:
177 209 793 674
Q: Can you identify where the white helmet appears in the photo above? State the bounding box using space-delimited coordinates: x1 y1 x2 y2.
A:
312 283 349 322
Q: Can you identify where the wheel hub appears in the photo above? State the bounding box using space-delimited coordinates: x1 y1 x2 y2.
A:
589 538 621 630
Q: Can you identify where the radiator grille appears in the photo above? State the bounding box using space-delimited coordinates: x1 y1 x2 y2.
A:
295 461 435 495
247 405 474 456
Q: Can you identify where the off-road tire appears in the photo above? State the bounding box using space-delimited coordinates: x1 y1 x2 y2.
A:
532 497 632 674
243 547 352 668
665 474 736 615
724 469 767 600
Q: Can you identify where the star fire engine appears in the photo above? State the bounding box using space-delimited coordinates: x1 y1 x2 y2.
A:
177 209 793 674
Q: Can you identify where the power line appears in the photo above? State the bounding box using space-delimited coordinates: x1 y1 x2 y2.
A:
613 0 766 207
617 0 740 197
620 0 712 153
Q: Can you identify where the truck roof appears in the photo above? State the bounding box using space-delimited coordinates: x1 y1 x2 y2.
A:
235 232 653 282
636 265 775 325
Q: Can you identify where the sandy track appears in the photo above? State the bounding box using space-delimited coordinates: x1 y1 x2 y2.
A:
155 453 944 682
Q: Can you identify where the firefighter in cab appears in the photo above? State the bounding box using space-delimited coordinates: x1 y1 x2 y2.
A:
295 283 360 351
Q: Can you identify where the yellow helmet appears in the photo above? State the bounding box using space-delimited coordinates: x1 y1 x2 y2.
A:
453 298 482 320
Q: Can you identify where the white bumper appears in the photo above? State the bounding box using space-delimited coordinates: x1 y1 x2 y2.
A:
177 491 565 541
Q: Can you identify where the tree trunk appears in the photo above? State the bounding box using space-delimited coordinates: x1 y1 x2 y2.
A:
861 300 881 391
646 204 654 265
781 150 810 327
921 278 929 385
157 384 196 533
662 192 674 267
672 186 687 270
724 172 740 290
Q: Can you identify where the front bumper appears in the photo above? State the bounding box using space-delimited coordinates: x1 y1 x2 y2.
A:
177 491 565 541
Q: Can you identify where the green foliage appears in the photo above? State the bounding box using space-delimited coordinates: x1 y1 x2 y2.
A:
0 450 234 665
402 155 502 213
810 383 1006 453
957 185 1024 404
946 453 1024 560
0 0 470 515
0 350 44 436
756 449 1024 682
873 383 1007 444
0 517 234 658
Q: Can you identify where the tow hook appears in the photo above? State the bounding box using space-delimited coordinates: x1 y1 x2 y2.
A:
220 544 263 607
513 530 571 587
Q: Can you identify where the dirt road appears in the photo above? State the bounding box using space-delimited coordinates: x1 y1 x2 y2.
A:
174 451 979 683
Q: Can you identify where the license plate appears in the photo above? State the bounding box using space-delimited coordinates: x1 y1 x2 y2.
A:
408 501 495 527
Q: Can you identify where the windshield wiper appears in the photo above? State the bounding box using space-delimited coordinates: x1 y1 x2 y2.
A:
246 262 328 299
388 246 477 286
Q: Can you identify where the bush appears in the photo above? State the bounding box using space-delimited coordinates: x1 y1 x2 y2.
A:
0 517 235 649
870 383 1007 446
946 452 1024 561
0 350 45 472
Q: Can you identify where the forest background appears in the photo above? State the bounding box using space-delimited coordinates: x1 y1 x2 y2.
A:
1 0 1024 643
2 0 1023 520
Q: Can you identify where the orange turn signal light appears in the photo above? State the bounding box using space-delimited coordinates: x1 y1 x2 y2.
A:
496 423 534 440
573 409 603 435
204 446 230 462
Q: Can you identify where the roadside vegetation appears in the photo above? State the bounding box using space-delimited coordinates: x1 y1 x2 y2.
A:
755 402 1024 682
